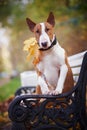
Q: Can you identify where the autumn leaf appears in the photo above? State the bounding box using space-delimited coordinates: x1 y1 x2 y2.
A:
23 37 39 61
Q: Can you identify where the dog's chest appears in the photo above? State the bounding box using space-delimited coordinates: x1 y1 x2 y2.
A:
37 48 65 87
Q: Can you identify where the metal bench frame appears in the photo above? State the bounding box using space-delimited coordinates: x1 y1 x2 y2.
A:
8 52 87 130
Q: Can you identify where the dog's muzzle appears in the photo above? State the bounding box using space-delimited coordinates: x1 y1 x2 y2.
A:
39 36 57 51
41 42 48 48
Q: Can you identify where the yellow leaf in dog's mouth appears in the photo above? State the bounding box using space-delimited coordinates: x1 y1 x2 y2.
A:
23 37 39 61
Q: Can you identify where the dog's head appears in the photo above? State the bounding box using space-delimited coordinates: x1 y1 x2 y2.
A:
26 12 55 50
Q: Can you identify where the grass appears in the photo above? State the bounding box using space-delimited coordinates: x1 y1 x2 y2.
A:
0 77 20 102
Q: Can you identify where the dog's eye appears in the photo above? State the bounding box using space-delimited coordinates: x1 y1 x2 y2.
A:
46 28 50 32
36 30 39 33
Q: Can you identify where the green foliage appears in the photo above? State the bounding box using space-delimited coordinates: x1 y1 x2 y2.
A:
0 0 87 29
0 77 20 101
0 0 13 26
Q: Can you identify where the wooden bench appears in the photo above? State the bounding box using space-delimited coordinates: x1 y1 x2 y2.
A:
8 51 87 130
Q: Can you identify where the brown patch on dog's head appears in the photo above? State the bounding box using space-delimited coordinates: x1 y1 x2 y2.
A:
33 24 41 42
44 22 54 41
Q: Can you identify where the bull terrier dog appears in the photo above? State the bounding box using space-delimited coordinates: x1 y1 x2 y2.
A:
26 12 74 95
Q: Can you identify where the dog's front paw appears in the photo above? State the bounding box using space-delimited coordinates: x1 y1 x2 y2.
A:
43 90 55 95
51 89 63 95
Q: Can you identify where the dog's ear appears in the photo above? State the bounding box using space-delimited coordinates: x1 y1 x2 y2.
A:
26 18 36 32
47 12 55 27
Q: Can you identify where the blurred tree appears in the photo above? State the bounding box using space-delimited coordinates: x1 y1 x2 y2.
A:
0 0 87 29
65 0 70 7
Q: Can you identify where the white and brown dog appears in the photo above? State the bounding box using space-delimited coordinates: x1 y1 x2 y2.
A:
26 12 74 95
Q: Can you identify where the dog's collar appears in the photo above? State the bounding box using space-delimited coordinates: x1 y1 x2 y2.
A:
39 36 57 51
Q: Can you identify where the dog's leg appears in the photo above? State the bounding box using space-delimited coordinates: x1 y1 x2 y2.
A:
38 76 50 94
36 85 42 94
53 64 68 95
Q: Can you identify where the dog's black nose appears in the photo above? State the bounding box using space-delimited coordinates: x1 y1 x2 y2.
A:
41 42 47 47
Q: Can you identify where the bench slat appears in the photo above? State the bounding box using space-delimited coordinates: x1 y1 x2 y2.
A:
73 76 79 83
69 59 83 67
71 66 81 75
68 51 87 61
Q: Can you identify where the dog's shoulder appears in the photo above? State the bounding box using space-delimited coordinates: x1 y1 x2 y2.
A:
33 50 42 65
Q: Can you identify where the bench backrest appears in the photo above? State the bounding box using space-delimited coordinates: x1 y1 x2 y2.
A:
68 50 87 82
20 50 87 86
